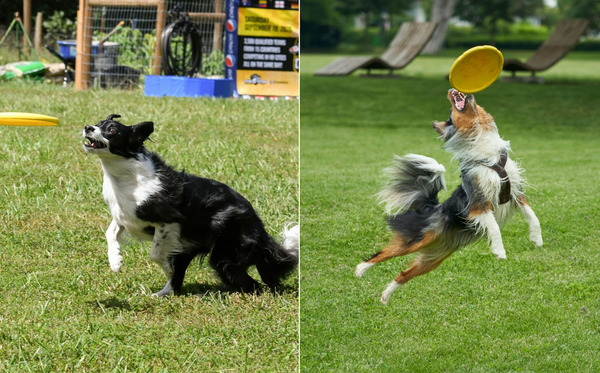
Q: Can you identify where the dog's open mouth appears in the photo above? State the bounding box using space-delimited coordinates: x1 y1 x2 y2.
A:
451 90 466 111
84 137 107 149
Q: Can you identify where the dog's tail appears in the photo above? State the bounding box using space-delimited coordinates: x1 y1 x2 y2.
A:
281 223 300 257
377 154 446 215
256 224 299 288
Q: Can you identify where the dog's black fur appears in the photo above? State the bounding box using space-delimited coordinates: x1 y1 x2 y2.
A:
84 115 298 296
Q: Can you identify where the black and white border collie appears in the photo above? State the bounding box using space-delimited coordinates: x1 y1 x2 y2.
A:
355 89 543 305
83 114 299 297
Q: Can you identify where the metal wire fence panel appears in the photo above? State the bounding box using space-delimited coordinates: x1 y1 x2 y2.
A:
175 0 225 55
81 0 224 89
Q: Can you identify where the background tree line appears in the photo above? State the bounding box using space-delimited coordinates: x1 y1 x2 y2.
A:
301 0 600 52
0 1 77 27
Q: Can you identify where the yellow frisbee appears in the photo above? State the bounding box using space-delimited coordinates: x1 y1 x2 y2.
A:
0 112 59 126
449 46 504 94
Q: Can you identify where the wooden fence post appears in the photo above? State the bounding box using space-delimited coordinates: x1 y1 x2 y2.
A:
34 12 42 52
22 0 31 56
213 0 223 52
153 0 166 75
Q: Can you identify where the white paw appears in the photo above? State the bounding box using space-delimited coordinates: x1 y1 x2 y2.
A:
355 262 374 278
380 281 401 305
109 255 123 272
492 246 507 260
530 234 543 247
381 292 389 306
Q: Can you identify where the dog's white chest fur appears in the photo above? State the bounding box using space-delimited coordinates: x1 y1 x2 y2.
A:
100 156 162 240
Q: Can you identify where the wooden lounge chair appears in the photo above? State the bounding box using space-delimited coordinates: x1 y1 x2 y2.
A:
314 22 437 77
502 19 589 83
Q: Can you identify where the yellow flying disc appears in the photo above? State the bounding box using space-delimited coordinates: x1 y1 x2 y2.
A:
0 112 59 126
449 46 504 94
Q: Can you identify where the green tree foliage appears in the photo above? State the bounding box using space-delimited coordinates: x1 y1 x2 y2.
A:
336 0 414 17
0 0 77 29
301 0 413 51
300 0 344 50
558 0 599 31
43 11 77 44
337 0 413 50
455 0 544 45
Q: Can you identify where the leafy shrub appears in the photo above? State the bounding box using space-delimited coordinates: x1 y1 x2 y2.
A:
445 34 549 50
573 39 600 51
92 27 226 76
447 21 550 39
43 11 76 44
93 26 156 74
446 22 600 51
201 50 224 76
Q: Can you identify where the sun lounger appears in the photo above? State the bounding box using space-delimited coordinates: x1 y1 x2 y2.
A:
315 22 437 77
502 19 589 83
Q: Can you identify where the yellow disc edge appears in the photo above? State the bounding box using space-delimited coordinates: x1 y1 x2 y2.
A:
449 45 504 94
0 112 59 126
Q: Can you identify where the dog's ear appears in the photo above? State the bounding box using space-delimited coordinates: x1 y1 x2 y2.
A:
132 121 154 140
130 121 154 150
106 114 121 121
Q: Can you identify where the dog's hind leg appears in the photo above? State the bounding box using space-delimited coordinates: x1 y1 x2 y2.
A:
381 248 452 305
106 219 125 272
149 223 183 296
517 195 543 247
254 232 298 290
468 208 506 259
153 252 197 297
169 252 198 292
209 242 260 293
355 231 436 278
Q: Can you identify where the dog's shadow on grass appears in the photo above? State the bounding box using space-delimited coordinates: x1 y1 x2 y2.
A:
179 282 234 296
180 282 298 297
92 282 297 311
95 297 137 311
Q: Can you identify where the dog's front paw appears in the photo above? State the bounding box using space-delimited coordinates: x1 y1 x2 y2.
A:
109 255 123 272
355 262 374 278
151 289 172 297
152 280 174 297
380 281 401 306
492 245 507 260
495 252 507 260
530 233 543 247
381 292 390 306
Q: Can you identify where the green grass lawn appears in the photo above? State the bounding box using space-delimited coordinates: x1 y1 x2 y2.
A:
0 82 298 372
301 49 600 81
300 52 600 371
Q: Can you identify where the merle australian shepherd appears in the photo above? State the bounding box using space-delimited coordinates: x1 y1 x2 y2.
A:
355 89 543 305
83 114 299 297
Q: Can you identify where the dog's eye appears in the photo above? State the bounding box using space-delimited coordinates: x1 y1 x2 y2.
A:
109 128 117 134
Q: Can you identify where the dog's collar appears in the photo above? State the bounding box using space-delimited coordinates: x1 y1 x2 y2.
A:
488 149 510 204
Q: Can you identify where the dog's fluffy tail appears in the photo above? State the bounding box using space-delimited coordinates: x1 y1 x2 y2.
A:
377 154 446 215
256 224 299 288
281 223 300 257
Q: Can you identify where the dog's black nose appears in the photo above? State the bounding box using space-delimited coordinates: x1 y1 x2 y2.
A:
85 125 95 133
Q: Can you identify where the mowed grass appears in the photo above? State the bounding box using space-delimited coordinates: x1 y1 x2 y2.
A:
0 82 298 372
302 49 600 81
300 52 600 371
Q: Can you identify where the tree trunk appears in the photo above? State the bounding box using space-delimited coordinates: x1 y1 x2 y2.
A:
362 11 370 51
423 0 458 54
